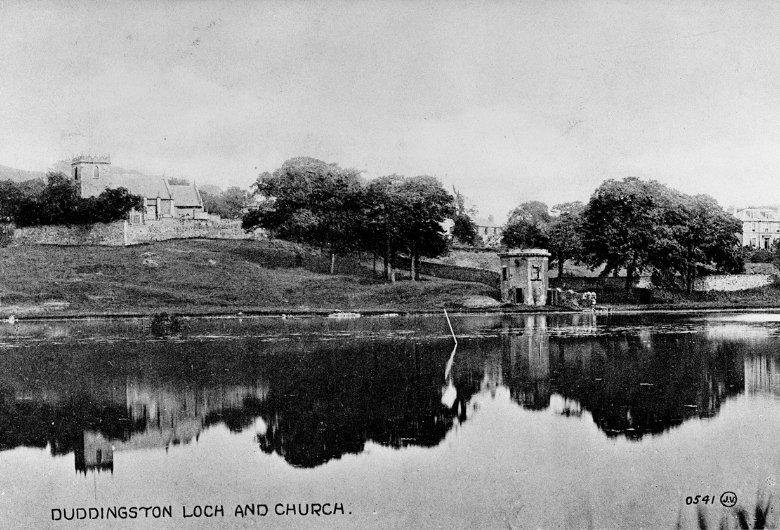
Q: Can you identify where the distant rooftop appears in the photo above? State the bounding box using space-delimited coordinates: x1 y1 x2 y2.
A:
733 207 780 221
472 216 503 228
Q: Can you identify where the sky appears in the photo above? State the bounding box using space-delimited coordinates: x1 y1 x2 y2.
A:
1 0 779 220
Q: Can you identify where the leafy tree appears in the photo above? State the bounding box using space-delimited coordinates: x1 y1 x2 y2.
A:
452 213 480 246
395 176 454 280
501 219 549 249
547 202 585 277
503 200 552 251
363 175 404 280
0 180 23 222
507 201 551 227
581 178 742 293
202 186 247 219
551 201 585 217
14 173 142 227
651 193 743 292
450 186 481 247
90 187 145 224
580 178 665 292
243 158 365 274
360 175 453 281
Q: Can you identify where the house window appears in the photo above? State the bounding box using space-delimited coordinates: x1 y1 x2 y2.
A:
752 222 757 231
751 238 757 247
502 267 508 281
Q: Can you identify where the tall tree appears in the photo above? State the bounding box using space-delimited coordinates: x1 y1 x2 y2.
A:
14 173 142 227
0 180 23 222
363 175 453 281
450 186 481 246
396 176 454 281
501 219 549 249
547 201 585 278
503 200 552 250
364 175 405 281
243 158 365 274
651 193 743 292
507 201 551 227
581 178 743 293
203 186 247 219
452 214 480 246
580 178 664 292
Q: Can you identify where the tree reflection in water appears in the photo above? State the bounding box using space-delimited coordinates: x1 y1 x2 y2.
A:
0 314 777 472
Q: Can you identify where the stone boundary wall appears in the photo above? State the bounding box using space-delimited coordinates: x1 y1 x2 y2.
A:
11 222 126 246
397 257 500 289
549 277 633 291
10 219 258 247
449 245 505 254
125 219 253 245
692 274 774 292
553 274 775 292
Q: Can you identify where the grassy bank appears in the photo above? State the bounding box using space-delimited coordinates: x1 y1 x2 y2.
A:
0 239 505 317
4 239 780 318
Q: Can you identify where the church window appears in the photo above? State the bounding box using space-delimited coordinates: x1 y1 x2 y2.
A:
93 165 100 179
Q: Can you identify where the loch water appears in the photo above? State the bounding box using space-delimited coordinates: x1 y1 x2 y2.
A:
0 312 778 529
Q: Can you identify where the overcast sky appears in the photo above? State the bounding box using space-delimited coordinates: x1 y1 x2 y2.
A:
1 0 779 219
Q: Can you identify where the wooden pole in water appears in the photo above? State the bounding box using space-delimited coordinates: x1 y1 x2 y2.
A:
442 307 459 407
443 307 457 346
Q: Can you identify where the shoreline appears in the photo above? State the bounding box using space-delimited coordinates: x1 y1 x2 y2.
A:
5 302 780 322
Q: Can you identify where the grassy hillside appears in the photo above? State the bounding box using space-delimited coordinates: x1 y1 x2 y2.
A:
0 164 46 183
0 239 499 316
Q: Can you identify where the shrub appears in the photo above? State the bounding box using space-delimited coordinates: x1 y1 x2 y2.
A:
13 173 143 227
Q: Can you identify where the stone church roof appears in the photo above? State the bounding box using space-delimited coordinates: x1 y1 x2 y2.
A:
77 163 172 200
169 184 202 207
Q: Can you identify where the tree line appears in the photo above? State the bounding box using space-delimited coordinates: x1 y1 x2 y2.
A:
242 161 743 292
0 173 142 227
501 177 743 293
0 160 744 295
241 157 454 279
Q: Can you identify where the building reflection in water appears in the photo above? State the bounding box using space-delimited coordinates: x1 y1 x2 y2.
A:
1 314 776 472
745 354 780 397
77 380 268 474
503 315 550 410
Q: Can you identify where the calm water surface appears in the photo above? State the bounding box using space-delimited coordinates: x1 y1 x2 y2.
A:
0 312 778 529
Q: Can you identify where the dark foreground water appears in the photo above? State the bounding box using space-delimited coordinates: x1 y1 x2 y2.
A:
0 312 778 529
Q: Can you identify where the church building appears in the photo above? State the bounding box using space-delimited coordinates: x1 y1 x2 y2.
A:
70 155 204 221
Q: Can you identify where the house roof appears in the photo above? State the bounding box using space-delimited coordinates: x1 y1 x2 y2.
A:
169 184 202 207
78 164 172 199
735 208 780 221
110 174 172 199
472 217 503 228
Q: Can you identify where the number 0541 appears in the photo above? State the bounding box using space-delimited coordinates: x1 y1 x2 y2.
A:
685 495 716 505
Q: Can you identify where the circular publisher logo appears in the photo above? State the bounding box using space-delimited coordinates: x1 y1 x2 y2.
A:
720 492 737 508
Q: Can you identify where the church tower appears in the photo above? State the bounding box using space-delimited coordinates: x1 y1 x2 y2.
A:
71 155 111 198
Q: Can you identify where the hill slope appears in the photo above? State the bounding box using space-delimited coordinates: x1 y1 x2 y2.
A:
0 164 46 183
0 239 499 316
